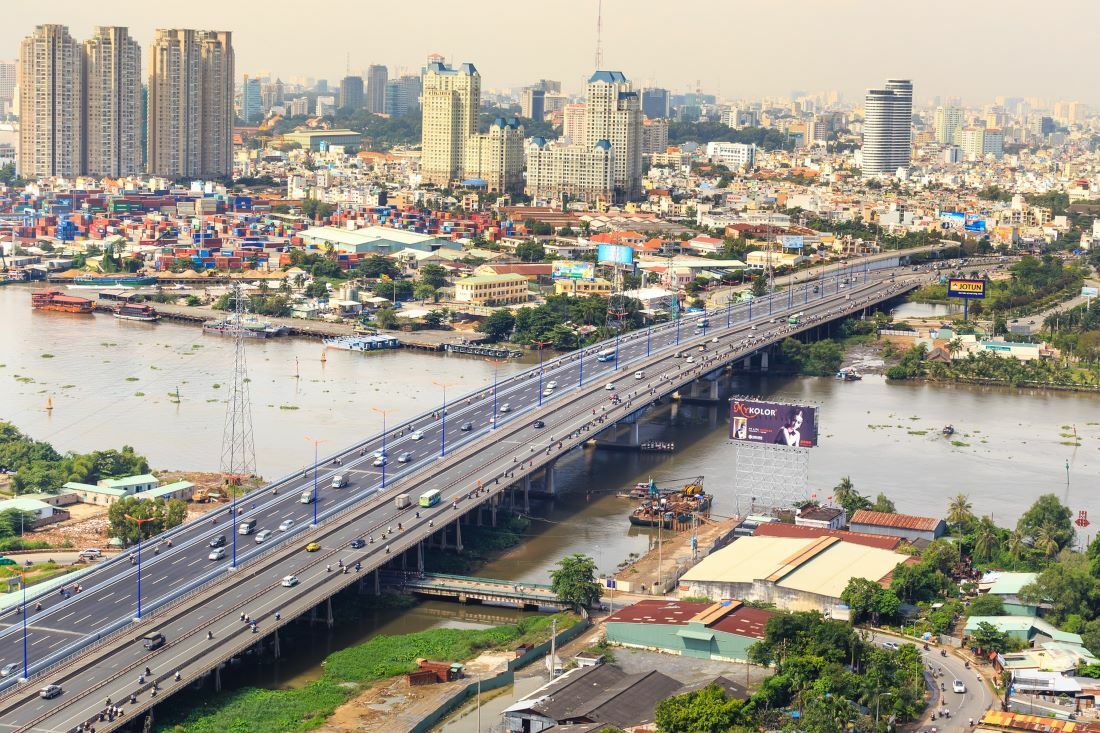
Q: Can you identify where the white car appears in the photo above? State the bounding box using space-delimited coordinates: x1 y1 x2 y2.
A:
254 530 273 544
542 388 554 397
397 451 412 463
208 547 226 561
500 403 511 413
410 430 424 440
373 456 387 466
0 663 18 677
278 519 295 532
634 371 644 380
604 383 615 391
281 575 299 588
546 380 558 389
952 679 966 694
685 357 696 364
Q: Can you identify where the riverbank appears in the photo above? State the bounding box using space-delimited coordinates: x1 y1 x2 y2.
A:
154 613 578 733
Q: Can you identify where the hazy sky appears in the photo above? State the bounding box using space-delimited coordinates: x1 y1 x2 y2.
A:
5 0 1097 105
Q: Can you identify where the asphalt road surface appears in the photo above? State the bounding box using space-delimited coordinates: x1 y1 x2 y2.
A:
0 267 927 731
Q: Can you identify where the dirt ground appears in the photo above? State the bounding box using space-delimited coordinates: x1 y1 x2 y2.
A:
611 515 740 594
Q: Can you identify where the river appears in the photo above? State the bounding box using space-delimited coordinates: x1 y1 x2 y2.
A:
3 285 1098 684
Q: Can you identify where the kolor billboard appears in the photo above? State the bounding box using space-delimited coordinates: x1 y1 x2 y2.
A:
730 400 818 448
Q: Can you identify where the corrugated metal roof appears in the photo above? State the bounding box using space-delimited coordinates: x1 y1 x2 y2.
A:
754 522 902 550
980 709 1100 732
850 509 941 531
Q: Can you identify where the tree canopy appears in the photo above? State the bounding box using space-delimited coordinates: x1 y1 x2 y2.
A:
0 422 149 495
550 553 602 609
655 684 748 733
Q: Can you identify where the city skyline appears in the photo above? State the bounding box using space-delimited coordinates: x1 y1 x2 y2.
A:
3 0 1098 106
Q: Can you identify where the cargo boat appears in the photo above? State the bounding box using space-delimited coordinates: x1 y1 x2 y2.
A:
323 335 401 351
31 290 95 314
112 303 159 322
628 478 712 529
72 274 158 288
203 317 286 338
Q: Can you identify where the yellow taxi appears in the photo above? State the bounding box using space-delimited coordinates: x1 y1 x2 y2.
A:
305 542 321 552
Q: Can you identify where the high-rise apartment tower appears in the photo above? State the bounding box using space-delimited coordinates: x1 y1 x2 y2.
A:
861 78 912 177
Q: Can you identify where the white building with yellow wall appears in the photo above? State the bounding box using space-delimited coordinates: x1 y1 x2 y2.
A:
453 273 529 306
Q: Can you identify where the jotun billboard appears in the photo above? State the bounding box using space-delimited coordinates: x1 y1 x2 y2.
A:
947 278 986 299
730 400 818 448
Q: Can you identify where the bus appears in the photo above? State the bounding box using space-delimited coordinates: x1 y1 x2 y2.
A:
596 349 615 362
419 489 442 507
788 313 802 325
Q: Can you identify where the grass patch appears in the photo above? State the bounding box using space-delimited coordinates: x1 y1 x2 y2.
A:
134 392 145 397
212 383 221 389
279 405 299 410
907 430 928 436
126 377 139 382
13 375 33 383
950 440 970 448
40 353 54 358
61 384 75 389
1061 441 1082 447
153 614 576 733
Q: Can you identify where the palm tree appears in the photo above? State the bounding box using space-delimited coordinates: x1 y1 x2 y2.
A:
947 494 974 528
1034 525 1060 558
947 338 964 360
1007 530 1027 560
973 517 999 563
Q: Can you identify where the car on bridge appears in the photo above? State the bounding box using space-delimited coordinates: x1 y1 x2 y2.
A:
542 388 553 397
547 380 558 389
38 683 62 699
604 383 615 390
350 538 366 549
952 679 966 693
278 519 295 531
532 420 546 429
410 430 424 440
398 451 412 463
372 456 387 466
208 547 226 561
281 575 299 588
460 421 473 431
500 403 511 413
254 530 273 544
209 535 227 548
305 542 321 552
0 662 18 677
634 371 644 379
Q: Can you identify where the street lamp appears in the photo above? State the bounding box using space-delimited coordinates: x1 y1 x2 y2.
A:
485 359 506 429
432 381 457 457
372 408 392 488
646 325 652 357
124 514 156 618
531 340 552 405
304 436 328 527
15 569 28 680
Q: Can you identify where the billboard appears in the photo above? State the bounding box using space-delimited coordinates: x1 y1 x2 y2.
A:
778 235 805 250
947 278 986 299
552 260 595 280
964 214 987 233
939 212 966 230
1082 286 1098 297
597 244 634 265
730 400 818 448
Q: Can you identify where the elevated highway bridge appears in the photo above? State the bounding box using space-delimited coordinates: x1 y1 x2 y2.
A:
0 264 930 732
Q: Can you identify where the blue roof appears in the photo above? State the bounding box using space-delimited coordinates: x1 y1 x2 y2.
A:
594 139 612 150
530 136 547 147
589 70 628 84
458 62 478 76
426 61 478 76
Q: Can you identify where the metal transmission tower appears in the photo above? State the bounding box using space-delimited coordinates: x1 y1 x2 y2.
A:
220 284 257 486
594 0 604 69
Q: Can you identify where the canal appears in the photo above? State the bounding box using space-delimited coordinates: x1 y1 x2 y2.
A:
3 285 1098 690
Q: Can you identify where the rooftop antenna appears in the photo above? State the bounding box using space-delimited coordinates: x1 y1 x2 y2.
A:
345 52 350 76
594 0 604 70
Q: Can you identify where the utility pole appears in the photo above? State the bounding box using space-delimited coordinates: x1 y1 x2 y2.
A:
549 617 558 681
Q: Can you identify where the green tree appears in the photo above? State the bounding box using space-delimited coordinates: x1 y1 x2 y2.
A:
870 492 896 513
550 553 601 609
355 255 401 279
418 264 448 289
374 307 398 329
1019 551 1100 622
413 283 438 302
515 241 546 262
751 274 768 297
1016 494 1075 553
107 496 188 545
421 310 447 329
947 494 974 528
832 476 871 515
972 516 1001 563
970 620 1010 653
966 595 1005 617
655 684 745 733
371 278 413 301
476 309 516 341
841 577 900 625
1081 619 1100 657
303 281 329 299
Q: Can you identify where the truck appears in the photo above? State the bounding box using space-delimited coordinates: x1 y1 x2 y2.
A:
395 493 411 509
787 313 802 325
300 487 316 504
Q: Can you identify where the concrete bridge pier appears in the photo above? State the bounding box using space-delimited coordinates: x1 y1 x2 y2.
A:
326 597 334 629
490 501 497 527
273 629 281 660
417 541 425 573
523 474 531 513
374 568 381 595
214 664 222 693
760 351 769 372
454 518 464 553
542 458 558 496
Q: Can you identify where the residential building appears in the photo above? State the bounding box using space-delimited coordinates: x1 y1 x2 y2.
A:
288 96 310 117
562 102 587 143
147 29 235 179
848 509 947 542
641 87 670 119
281 129 362 152
365 64 387 113
525 137 614 204
679 534 911 612
83 26 142 177
933 105 965 145
384 74 421 117
584 70 643 201
542 91 568 115
0 497 68 529
338 74 363 111
721 107 758 129
978 572 1040 616
0 60 15 114
705 141 756 169
18 25 83 178
861 78 912 176
959 126 1004 159
794 504 846 530
605 599 774 662
554 277 612 296
462 117 524 194
964 616 1084 646
240 74 262 122
315 95 336 117
521 87 545 121
61 473 194 506
453 273 528 305
641 117 669 155
420 61 480 186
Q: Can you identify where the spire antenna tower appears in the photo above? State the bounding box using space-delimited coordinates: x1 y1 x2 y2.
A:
220 284 257 487
594 0 604 70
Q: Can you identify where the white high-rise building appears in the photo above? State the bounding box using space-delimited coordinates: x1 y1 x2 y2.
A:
84 26 142 178
933 105 965 145
18 25 83 178
0 60 16 116
147 29 234 179
562 103 587 144
526 138 613 204
861 79 912 177
583 70 642 201
959 127 1004 160
241 75 263 123
463 117 525 194
365 64 387 114
420 61 480 187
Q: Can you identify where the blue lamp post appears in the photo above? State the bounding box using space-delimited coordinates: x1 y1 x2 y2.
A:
432 381 456 457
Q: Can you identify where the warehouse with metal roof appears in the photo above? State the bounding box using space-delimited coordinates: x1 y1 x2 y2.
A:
678 535 911 613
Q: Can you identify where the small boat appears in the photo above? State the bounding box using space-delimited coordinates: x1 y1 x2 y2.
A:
31 290 94 314
323 335 401 351
835 368 863 381
113 303 159 322
72 274 158 287
629 478 712 528
942 424 955 436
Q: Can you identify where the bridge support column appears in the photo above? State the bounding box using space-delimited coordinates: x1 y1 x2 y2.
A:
417 541 424 573
629 421 640 445
709 380 719 400
544 458 557 497
490 502 497 527
273 629 281 660
523 475 531 513
743 357 751 370
760 351 769 372
326 598 334 629
454 519 463 553
374 569 380 595
214 664 222 693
